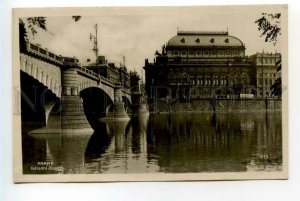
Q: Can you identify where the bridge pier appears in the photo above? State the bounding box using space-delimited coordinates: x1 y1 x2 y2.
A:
44 100 58 125
61 95 91 130
131 92 149 115
61 68 92 131
114 85 130 119
130 74 149 115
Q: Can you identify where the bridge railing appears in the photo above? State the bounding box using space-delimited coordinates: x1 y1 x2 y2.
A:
26 42 64 65
76 66 98 79
25 41 131 91
99 75 115 85
75 66 115 86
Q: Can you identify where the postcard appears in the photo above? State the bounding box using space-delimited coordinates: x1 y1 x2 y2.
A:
13 5 288 182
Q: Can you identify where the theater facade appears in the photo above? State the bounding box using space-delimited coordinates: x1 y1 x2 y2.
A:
144 31 281 103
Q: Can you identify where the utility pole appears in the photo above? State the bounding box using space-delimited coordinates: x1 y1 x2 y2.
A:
90 24 99 65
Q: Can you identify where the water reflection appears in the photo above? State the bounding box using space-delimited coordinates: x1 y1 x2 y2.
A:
22 111 282 174
147 112 282 172
23 131 92 174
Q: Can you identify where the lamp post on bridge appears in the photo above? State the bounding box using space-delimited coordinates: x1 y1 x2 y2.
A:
90 24 99 65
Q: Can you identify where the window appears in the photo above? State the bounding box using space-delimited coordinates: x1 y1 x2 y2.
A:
210 38 215 43
264 58 268 64
182 50 187 55
180 38 185 43
189 50 195 55
195 38 200 43
225 38 229 43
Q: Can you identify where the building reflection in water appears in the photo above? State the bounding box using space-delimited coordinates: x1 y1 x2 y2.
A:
146 111 282 173
22 111 282 174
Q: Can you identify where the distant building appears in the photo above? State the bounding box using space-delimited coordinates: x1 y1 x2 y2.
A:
144 30 281 101
251 53 281 98
85 55 131 88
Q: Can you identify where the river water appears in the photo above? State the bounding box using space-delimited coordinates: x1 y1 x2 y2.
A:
22 111 282 174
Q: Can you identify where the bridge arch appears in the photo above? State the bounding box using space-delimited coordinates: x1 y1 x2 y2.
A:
122 95 132 112
80 84 113 102
79 87 114 127
20 53 61 98
20 71 60 132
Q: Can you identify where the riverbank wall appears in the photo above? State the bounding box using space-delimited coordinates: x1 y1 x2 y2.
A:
149 98 282 113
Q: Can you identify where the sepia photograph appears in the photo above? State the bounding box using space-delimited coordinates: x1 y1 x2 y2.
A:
12 5 288 182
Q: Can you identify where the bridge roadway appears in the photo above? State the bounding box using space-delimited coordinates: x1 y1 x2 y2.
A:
20 41 138 131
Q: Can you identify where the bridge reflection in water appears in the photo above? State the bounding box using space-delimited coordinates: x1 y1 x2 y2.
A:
22 111 282 174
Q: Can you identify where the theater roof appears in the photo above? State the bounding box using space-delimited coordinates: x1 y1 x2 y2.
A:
167 31 244 47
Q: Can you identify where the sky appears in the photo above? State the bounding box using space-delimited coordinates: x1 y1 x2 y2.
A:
22 6 285 78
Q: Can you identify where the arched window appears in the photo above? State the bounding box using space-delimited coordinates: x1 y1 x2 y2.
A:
189 50 195 56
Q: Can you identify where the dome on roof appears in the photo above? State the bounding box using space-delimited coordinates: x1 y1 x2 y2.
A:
167 31 244 47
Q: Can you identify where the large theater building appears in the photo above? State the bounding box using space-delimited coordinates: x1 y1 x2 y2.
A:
144 31 281 102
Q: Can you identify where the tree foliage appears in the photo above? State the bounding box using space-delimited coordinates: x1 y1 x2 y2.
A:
19 16 82 52
270 78 282 97
72 16 81 22
25 16 81 36
19 19 27 52
255 13 282 98
255 13 281 46
27 17 47 36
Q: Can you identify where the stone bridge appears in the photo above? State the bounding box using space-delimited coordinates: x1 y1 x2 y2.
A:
20 42 142 131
